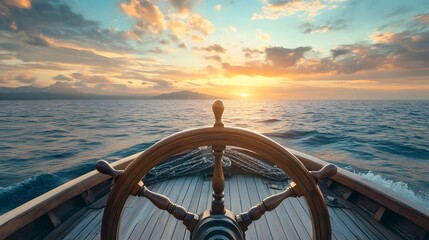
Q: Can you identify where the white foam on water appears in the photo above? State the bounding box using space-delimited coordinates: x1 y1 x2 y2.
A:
356 171 429 209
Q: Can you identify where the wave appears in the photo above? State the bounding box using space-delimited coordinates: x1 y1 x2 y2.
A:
0 173 65 214
267 130 346 146
356 171 429 209
259 118 281 123
301 132 347 146
266 130 319 139
371 141 429 159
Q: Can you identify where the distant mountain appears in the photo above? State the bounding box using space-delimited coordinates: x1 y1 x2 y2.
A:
0 84 102 100
151 91 216 99
0 86 217 100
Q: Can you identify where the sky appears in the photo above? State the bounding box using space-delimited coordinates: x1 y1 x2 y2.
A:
0 0 428 99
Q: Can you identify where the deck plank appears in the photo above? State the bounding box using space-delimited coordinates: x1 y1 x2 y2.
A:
72 210 102 240
253 177 287 240
268 181 309 240
63 174 403 240
237 175 258 239
332 207 373 240
119 182 162 238
159 176 195 240
147 177 187 239
127 179 177 240
249 178 273 239
172 176 202 240
348 208 402 240
138 178 182 240
63 209 100 240
181 176 205 240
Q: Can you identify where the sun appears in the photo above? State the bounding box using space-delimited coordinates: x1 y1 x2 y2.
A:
240 92 249 98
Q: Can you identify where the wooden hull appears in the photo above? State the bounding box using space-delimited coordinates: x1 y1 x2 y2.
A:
0 149 428 239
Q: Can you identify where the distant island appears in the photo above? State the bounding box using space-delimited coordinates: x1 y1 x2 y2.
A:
0 85 217 100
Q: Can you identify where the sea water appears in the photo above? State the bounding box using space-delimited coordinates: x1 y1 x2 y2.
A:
0 99 428 214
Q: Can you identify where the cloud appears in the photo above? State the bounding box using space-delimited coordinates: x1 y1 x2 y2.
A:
0 0 30 16
140 78 173 89
187 14 216 37
9 20 16 30
167 0 194 12
300 19 347 33
415 13 429 24
190 34 203 42
168 14 215 42
265 46 312 67
205 55 222 62
159 39 169 45
229 26 237 32
258 32 271 41
243 47 264 58
148 47 164 54
330 48 350 59
15 73 37 83
53 74 72 81
168 19 187 41
116 71 174 89
25 33 52 46
0 75 7 84
196 44 227 53
0 0 132 52
384 7 411 19
2 0 31 9
71 73 112 84
252 0 346 20
1 40 126 69
215 4 221 12
147 79 172 89
121 0 165 36
371 32 395 43
223 29 429 79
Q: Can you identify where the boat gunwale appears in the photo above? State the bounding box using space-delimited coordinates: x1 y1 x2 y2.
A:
0 148 428 239
0 151 142 239
287 148 429 232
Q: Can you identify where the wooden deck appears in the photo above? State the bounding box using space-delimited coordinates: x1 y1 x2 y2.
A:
47 174 402 240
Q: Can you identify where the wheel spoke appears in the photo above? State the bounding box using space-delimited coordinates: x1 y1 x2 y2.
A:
137 184 199 232
236 181 301 232
236 163 337 232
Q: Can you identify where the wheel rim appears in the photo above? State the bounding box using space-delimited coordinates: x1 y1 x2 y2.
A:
101 127 331 240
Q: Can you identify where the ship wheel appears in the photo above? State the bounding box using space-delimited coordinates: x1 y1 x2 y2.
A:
96 100 337 240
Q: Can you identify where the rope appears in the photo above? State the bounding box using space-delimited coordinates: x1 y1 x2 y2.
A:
143 147 288 185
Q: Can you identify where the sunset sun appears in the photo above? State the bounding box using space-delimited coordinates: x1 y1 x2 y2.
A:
240 92 249 98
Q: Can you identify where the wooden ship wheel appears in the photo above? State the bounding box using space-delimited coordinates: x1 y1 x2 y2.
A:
96 100 337 240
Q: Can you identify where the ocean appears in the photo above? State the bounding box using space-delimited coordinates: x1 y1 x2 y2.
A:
0 99 428 214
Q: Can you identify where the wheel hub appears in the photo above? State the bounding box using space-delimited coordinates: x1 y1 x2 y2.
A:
191 210 244 240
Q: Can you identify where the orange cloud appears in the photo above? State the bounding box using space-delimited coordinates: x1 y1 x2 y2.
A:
371 32 395 43
258 32 270 41
121 0 165 34
3 0 31 9
187 14 215 36
168 19 187 40
168 13 215 42
415 13 429 24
